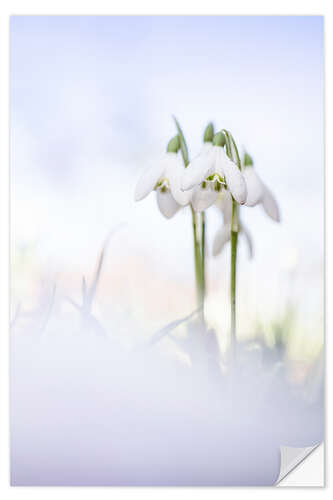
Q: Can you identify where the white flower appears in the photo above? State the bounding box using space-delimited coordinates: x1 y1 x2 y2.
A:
215 188 233 223
191 182 220 212
261 184 280 222
242 167 263 207
181 138 247 211
213 191 253 257
242 153 280 222
134 152 192 218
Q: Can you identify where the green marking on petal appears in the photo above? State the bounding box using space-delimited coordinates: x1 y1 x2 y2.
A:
156 178 169 191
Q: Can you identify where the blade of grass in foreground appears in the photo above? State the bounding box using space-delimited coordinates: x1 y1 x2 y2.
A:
146 307 202 347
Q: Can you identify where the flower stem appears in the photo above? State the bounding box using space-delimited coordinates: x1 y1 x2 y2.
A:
191 206 203 310
173 117 206 318
223 129 242 354
230 198 239 348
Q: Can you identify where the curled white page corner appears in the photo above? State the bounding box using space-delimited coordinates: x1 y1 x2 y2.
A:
276 444 320 484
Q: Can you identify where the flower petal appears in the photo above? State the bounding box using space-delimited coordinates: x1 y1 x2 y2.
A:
212 224 231 256
240 223 254 259
215 190 233 224
156 190 180 218
166 154 193 206
191 186 218 212
134 162 165 201
243 167 264 207
181 144 215 191
218 148 247 204
261 184 280 222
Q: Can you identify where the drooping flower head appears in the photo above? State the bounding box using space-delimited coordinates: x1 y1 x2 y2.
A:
213 149 281 257
242 151 280 222
182 129 247 212
134 135 192 218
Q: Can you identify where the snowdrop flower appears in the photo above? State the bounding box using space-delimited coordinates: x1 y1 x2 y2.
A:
243 152 280 222
134 136 192 218
181 131 247 212
213 191 253 258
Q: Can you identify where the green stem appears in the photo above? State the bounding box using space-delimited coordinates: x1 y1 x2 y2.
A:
230 199 239 348
223 128 241 353
191 206 203 309
173 117 205 315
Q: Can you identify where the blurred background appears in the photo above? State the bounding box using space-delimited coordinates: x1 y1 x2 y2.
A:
10 15 324 486
11 15 324 361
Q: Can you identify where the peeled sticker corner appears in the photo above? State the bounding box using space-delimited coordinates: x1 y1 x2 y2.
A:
276 444 320 485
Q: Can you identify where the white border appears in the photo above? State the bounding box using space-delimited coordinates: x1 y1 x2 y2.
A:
0 1 330 497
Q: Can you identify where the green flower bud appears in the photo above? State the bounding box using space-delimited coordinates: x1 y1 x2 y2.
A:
243 152 254 167
212 131 226 147
167 135 180 153
203 122 214 143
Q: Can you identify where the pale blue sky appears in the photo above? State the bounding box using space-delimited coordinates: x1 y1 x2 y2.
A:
11 16 324 332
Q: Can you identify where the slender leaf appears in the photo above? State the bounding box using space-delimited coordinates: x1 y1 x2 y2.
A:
86 249 104 310
148 307 202 346
173 116 189 166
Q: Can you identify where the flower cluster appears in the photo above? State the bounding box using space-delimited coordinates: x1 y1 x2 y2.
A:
134 123 280 245
134 119 281 343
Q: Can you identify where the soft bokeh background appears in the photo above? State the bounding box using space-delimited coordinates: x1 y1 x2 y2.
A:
11 15 324 359
10 15 324 487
